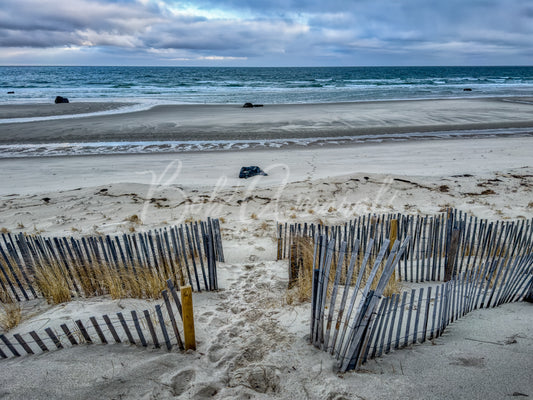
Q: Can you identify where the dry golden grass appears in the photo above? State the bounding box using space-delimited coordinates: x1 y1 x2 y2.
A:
285 259 314 305
285 236 402 305
250 213 258 220
21 246 194 304
35 261 72 304
125 214 142 224
0 302 22 331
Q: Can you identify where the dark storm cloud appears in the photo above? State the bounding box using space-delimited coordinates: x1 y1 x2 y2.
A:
0 0 531 65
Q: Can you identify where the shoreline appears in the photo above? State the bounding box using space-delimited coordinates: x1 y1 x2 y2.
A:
1 128 533 159
0 97 532 145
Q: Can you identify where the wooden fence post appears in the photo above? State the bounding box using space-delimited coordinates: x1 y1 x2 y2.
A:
289 243 298 288
277 224 283 260
444 228 460 282
181 285 196 351
389 219 398 250
390 219 398 281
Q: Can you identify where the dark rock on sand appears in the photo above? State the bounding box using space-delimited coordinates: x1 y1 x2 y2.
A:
7 91 14 94
463 88 472 91
239 166 268 179
55 96 69 104
243 103 264 108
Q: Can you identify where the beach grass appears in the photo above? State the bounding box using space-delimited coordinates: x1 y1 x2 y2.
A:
0 302 22 331
285 236 402 304
0 246 195 305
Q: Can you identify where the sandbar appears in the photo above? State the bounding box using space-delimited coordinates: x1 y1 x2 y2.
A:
1 97 533 144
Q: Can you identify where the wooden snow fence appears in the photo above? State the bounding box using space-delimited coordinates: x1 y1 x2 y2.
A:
306 213 533 372
0 218 224 303
0 279 197 360
310 235 411 372
278 210 533 285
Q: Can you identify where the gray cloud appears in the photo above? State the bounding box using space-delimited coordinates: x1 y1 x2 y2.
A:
0 0 531 65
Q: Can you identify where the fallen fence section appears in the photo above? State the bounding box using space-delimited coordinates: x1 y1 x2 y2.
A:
0 219 223 303
310 234 533 372
0 279 194 360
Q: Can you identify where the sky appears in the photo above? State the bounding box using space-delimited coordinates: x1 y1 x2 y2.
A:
0 0 532 66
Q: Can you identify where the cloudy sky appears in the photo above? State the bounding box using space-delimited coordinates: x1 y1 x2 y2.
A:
1 0 532 66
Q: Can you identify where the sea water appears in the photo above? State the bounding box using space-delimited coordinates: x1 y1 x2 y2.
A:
0 66 532 157
1 66 532 105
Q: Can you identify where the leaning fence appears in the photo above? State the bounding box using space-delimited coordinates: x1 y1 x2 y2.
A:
278 210 533 284
310 235 533 372
0 218 224 304
0 279 196 360
300 211 533 372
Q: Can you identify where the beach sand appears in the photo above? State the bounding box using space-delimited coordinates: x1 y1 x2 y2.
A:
0 101 133 120
0 99 532 399
1 97 533 143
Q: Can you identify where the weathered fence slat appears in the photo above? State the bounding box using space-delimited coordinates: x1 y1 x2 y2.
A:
163 289 184 350
395 291 408 349
90 317 107 344
1 334 21 357
75 320 92 344
117 312 136 345
103 314 121 343
45 328 63 349
144 309 160 348
131 310 147 347
61 324 78 345
29 331 48 352
156 305 172 350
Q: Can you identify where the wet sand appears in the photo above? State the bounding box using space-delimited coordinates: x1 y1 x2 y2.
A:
1 97 533 144
0 101 133 119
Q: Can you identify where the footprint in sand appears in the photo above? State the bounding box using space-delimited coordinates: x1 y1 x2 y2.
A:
207 343 224 363
170 369 196 397
193 384 220 398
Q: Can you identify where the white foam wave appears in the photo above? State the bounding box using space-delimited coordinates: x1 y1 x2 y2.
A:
0 100 162 124
0 127 531 158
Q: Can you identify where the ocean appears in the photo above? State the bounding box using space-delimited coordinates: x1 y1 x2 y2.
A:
1 66 532 158
2 66 533 105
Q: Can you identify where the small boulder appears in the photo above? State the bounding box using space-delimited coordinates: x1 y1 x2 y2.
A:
55 96 69 104
7 91 14 94
243 102 254 108
463 88 472 92
239 166 268 179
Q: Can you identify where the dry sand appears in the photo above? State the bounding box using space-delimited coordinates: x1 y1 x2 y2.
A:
0 100 532 399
